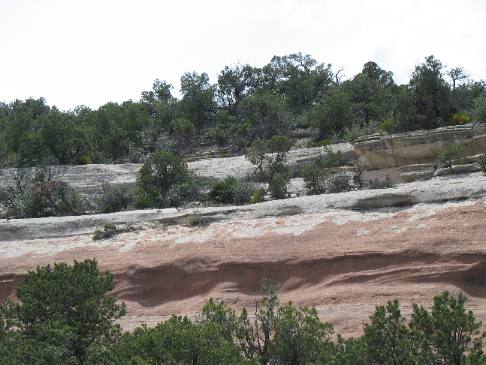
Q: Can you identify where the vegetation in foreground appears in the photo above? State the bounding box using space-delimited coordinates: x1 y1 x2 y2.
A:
1 259 485 364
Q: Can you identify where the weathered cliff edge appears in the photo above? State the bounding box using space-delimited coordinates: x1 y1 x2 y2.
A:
353 123 486 170
1 172 485 337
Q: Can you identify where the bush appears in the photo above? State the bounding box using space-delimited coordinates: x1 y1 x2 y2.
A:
344 120 380 141
302 161 329 195
321 146 344 168
479 154 486 174
452 112 471 125
208 177 257 205
170 117 195 152
96 183 134 213
10 259 126 365
473 95 486 122
250 189 265 204
0 166 84 218
324 172 353 193
269 172 290 199
245 138 270 180
438 143 466 172
135 151 200 208
379 119 397 134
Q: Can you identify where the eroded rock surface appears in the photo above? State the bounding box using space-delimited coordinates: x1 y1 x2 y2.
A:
353 123 486 170
1 172 486 337
0 143 356 195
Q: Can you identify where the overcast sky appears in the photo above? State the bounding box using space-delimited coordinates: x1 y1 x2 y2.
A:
1 0 485 110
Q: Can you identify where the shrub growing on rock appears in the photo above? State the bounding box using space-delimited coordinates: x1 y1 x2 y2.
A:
269 172 290 199
302 160 329 195
96 183 135 213
324 172 354 193
0 166 84 218
208 177 257 205
135 151 200 208
250 188 265 204
478 154 486 174
438 143 466 173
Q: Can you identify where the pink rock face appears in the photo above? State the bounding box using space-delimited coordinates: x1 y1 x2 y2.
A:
1 199 485 337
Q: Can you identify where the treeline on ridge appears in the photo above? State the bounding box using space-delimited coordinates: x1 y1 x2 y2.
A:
1 54 486 168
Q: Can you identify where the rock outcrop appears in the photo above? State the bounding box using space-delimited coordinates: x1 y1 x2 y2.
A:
1 173 486 336
0 143 356 195
353 123 486 170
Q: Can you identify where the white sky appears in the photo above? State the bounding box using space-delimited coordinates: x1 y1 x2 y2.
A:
1 0 485 110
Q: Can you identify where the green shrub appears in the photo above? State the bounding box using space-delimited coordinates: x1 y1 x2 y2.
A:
250 189 265 204
0 166 84 218
379 119 397 134
321 146 344 168
479 154 486 174
438 143 466 172
97 183 134 213
325 172 353 193
269 172 290 199
473 95 486 122
302 161 329 195
344 120 380 141
208 177 256 205
170 117 196 152
135 151 200 208
452 112 471 125
208 177 238 204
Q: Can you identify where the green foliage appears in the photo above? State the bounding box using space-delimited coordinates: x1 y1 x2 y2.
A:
269 172 290 199
96 182 134 213
245 138 270 180
473 95 486 122
237 92 289 141
438 143 467 172
302 160 330 195
1 260 485 365
307 90 353 139
179 72 216 133
271 304 335 364
345 61 396 125
245 135 292 190
208 177 256 205
363 299 415 364
410 291 484 364
344 120 380 141
0 166 84 219
396 56 452 131
379 119 397 134
1 55 484 168
135 151 200 208
478 154 486 174
11 259 126 365
170 117 196 152
250 189 265 204
325 172 354 193
452 112 472 125
108 316 247 365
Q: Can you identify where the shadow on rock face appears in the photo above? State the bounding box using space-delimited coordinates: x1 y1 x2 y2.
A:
352 193 418 210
